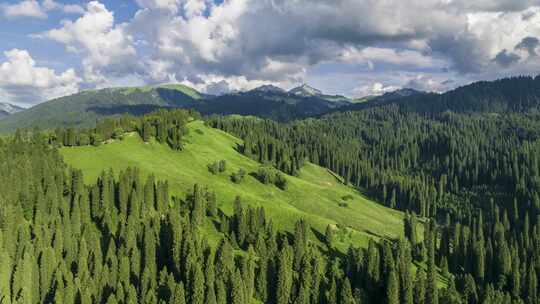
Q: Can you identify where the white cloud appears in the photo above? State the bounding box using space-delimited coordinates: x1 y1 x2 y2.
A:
467 7 540 61
353 82 401 98
135 0 181 13
404 75 452 92
129 0 474 88
0 49 81 105
178 74 287 94
43 1 138 84
2 0 46 18
340 47 447 69
43 0 85 14
2 0 84 19
12 0 540 104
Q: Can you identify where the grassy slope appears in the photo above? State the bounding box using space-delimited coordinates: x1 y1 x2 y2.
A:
118 84 203 100
60 120 405 249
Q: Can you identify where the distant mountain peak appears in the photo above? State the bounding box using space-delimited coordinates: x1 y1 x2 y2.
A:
289 84 322 97
0 102 24 120
375 88 425 101
0 102 24 114
250 85 286 94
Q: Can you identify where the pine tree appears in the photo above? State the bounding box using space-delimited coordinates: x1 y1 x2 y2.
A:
276 244 293 304
341 278 356 304
414 270 426 304
325 224 335 246
231 269 246 304
386 269 400 304
426 231 438 304
191 184 206 226
190 260 205 304
172 282 186 304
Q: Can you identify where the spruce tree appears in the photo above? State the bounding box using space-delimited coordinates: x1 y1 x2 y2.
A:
386 269 400 304
276 244 293 304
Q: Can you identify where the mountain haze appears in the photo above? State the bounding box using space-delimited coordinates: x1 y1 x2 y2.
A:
0 102 24 119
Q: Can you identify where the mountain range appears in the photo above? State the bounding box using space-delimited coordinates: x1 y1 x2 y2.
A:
0 83 360 132
2 75 540 133
0 102 24 119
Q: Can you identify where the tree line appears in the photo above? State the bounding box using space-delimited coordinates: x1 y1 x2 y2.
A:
49 109 197 150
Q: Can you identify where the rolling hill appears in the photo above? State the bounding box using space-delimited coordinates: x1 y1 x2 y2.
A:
60 120 406 249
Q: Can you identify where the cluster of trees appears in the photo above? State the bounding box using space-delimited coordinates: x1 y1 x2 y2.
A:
50 109 196 150
209 118 305 176
209 103 540 303
208 160 227 175
256 166 288 190
0 128 454 304
230 168 246 184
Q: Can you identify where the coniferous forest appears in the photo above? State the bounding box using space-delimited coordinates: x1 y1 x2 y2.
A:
0 111 429 304
3 79 540 304
4 0 540 302
209 102 540 304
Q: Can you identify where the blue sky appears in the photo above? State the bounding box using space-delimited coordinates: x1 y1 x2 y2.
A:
1 0 540 106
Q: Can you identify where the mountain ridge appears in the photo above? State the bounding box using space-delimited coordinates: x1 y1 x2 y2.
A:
3 75 540 133
0 82 353 132
0 102 24 119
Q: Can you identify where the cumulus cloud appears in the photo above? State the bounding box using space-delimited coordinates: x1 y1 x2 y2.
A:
339 47 447 69
353 82 401 98
7 0 540 104
2 0 84 19
135 0 181 13
404 75 453 93
2 0 47 18
43 0 85 14
124 0 463 91
42 1 139 84
0 49 81 105
127 0 540 89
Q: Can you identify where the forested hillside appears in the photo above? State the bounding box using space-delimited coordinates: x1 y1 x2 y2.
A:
345 75 540 114
0 109 444 304
210 103 540 303
4 75 540 304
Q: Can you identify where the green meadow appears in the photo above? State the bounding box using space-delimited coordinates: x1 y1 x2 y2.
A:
61 120 405 250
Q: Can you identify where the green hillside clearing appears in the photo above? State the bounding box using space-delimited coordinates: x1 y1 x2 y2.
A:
60 120 405 249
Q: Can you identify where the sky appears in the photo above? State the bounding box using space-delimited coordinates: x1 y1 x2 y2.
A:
1 0 540 106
